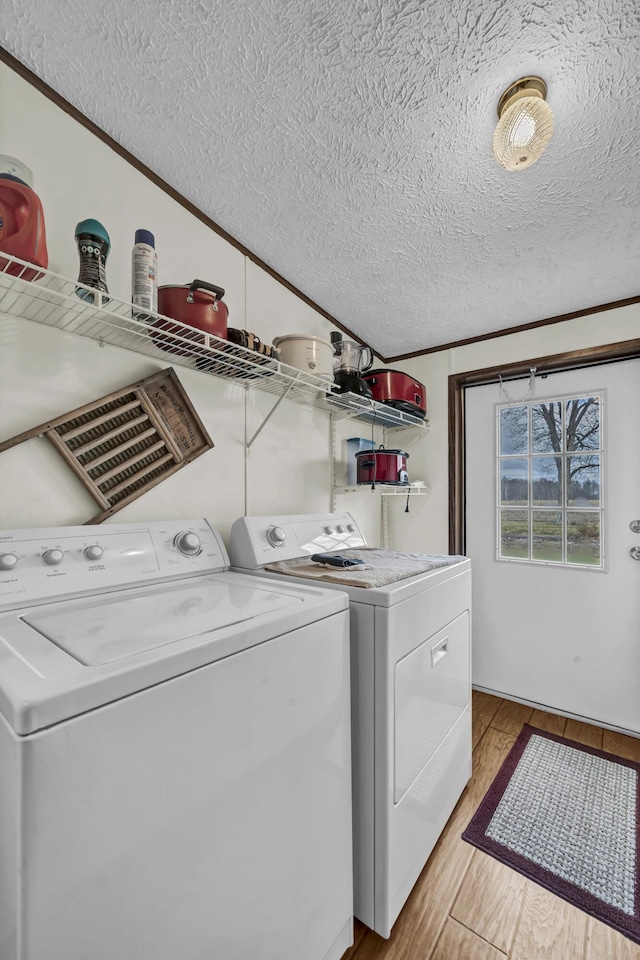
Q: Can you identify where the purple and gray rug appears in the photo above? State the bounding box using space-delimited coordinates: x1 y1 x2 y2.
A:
462 723 640 945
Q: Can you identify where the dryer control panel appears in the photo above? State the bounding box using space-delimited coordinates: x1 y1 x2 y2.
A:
229 512 366 568
0 518 228 610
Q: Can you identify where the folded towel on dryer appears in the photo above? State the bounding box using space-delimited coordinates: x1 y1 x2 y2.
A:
266 547 467 588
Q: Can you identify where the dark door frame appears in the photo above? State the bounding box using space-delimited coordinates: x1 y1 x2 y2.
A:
448 337 640 554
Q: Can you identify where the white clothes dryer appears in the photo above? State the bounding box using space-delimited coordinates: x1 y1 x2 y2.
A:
229 512 472 939
0 518 352 960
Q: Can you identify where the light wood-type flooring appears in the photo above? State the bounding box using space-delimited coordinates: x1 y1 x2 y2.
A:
341 690 640 960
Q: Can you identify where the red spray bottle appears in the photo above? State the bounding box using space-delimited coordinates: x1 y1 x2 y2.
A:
0 156 48 281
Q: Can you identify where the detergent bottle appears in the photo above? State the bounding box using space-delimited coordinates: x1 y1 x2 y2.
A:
0 156 49 281
75 219 110 304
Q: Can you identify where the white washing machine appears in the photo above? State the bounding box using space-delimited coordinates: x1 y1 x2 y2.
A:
0 518 352 960
229 512 472 939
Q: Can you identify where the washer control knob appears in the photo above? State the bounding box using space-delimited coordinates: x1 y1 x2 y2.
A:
43 549 64 566
267 526 286 547
347 523 355 532
324 525 335 535
84 545 104 561
175 532 201 556
336 525 345 533
0 552 19 571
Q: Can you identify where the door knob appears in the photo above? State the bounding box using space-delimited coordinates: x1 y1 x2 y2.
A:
630 546 640 561
630 519 640 533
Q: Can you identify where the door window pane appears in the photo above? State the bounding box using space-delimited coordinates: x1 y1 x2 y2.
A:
497 393 603 569
532 456 562 506
567 456 600 507
566 397 600 450
500 406 528 455
567 512 601 565
532 511 563 562
531 402 562 453
500 510 529 559
500 459 529 505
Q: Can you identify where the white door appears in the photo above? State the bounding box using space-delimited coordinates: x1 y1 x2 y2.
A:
465 359 640 735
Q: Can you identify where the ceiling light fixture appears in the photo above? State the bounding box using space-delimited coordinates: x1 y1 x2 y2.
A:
492 76 553 171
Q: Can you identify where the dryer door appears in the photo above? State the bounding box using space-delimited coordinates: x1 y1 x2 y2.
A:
373 567 472 938
394 612 469 803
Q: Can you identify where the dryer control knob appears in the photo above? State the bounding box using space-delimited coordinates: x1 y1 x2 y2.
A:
0 552 19 571
347 523 355 532
175 532 201 556
43 549 64 566
267 526 286 547
84 545 104 561
336 525 345 533
324 525 335 535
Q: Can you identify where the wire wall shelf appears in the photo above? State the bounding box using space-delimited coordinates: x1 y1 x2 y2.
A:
334 483 430 496
0 255 428 432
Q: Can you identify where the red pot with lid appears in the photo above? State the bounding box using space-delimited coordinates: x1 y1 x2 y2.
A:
355 445 409 485
150 280 228 356
362 369 427 419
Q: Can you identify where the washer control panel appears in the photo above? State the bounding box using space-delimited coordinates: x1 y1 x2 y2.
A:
0 518 228 610
229 512 366 568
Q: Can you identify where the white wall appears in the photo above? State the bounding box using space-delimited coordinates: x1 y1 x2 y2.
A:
0 62 384 545
1 61 637 553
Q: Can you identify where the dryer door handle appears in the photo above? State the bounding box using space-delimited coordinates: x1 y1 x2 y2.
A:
431 636 448 668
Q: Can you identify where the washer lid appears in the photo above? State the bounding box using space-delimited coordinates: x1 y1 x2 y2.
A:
0 571 346 735
22 576 301 665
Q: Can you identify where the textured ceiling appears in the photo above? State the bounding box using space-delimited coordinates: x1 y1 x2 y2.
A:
2 0 639 358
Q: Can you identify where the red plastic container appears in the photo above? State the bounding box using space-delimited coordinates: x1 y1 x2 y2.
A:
0 159 48 281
